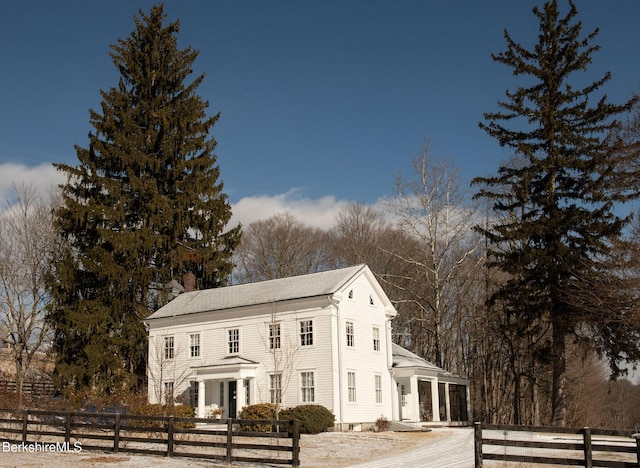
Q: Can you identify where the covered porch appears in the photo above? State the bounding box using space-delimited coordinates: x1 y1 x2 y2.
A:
190 356 259 419
391 344 470 424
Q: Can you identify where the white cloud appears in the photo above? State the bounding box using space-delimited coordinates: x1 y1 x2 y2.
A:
230 189 351 229
0 162 64 203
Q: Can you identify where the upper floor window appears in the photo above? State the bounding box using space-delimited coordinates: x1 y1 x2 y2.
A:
372 327 380 351
300 320 313 346
346 321 354 347
269 323 281 350
228 328 240 354
164 336 174 360
190 333 200 358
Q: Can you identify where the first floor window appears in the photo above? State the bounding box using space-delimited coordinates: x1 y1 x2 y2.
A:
300 320 313 346
374 375 382 403
190 381 199 407
228 328 240 354
401 384 406 407
347 372 356 402
270 374 282 404
163 381 174 404
300 371 315 403
164 336 174 360
219 381 225 408
190 333 200 357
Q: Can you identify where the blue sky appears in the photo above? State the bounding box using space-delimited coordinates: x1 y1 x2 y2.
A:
1 0 639 226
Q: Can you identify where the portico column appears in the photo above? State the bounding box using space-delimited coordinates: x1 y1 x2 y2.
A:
409 375 419 422
235 378 245 417
197 380 205 418
431 379 440 422
444 383 451 422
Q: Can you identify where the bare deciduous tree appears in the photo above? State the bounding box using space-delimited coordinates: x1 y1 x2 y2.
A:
0 184 58 406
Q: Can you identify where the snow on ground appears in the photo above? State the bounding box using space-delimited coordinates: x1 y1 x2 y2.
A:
0 428 475 467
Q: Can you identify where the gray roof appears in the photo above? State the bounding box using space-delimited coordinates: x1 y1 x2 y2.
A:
147 264 367 321
392 343 456 376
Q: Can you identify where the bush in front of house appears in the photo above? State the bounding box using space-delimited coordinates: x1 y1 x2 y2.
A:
279 404 335 434
238 403 279 432
129 403 195 429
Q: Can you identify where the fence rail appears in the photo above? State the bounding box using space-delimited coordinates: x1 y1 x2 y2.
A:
0 380 55 397
474 422 640 468
0 408 300 466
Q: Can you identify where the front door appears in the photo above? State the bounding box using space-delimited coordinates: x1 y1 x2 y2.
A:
228 380 237 417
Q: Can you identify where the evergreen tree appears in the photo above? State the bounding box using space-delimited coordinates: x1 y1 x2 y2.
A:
473 0 640 426
48 4 241 393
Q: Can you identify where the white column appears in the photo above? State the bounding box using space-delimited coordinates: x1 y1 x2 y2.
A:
444 382 451 422
409 375 419 422
431 379 440 422
235 378 245 417
197 380 206 418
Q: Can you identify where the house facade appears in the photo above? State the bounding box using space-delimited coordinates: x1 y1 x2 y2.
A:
145 264 469 429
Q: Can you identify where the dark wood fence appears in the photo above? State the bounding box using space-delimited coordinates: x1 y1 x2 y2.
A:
474 422 640 468
0 408 300 466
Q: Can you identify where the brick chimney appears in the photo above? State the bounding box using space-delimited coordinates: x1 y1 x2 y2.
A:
183 272 196 292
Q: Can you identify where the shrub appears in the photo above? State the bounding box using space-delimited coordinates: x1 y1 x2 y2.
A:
374 415 391 432
279 405 335 434
239 403 278 432
128 404 195 429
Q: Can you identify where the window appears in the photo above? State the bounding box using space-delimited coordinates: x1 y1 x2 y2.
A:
300 320 313 346
270 374 282 404
372 327 380 351
401 384 407 407
228 328 239 354
190 333 200 358
163 336 174 360
244 379 250 406
163 381 174 404
347 372 356 402
300 372 315 403
346 321 354 347
219 382 225 408
189 381 199 407
369 294 374 305
375 375 382 403
269 323 281 350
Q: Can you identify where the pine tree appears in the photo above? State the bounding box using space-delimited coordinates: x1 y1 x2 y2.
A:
473 0 640 426
48 4 241 393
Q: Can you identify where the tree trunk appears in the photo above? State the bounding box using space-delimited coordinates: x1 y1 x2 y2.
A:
551 316 567 427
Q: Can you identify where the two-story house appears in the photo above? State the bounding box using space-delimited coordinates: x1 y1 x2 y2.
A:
145 264 469 429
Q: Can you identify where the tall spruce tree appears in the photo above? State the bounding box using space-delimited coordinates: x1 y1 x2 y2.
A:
473 0 640 426
48 4 241 393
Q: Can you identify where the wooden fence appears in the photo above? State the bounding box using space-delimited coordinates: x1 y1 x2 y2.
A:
474 422 640 468
0 380 55 397
0 408 300 466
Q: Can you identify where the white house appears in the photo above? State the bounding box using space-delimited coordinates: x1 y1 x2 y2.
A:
144 264 470 429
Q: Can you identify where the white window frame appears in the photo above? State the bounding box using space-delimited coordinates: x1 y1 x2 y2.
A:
270 373 282 404
346 321 355 347
228 328 240 354
164 335 174 360
300 320 313 346
372 326 380 351
189 333 200 358
163 381 174 404
269 323 281 350
300 371 315 403
374 374 382 404
347 371 356 402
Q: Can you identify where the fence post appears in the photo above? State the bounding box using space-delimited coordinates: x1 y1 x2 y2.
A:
65 411 71 444
226 418 234 464
113 413 121 454
167 416 174 457
583 427 592 468
291 419 300 467
474 422 483 468
633 433 639 466
21 409 28 443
